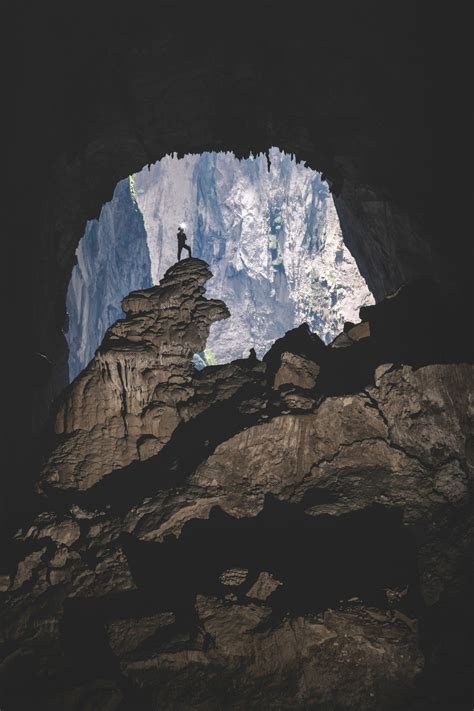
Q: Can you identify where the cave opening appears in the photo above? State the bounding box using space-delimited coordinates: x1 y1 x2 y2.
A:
13 6 472 708
65 147 373 381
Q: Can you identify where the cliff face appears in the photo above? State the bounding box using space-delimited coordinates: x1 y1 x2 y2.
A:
67 149 373 378
3 261 472 709
66 179 153 381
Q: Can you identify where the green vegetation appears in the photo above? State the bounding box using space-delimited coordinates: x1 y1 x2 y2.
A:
271 255 283 271
128 175 143 215
203 348 216 365
129 175 137 203
268 216 284 270
268 214 283 268
273 214 283 230
192 348 217 369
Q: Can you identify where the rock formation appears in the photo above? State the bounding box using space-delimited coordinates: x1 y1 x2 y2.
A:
41 259 230 492
3 260 473 709
66 149 374 380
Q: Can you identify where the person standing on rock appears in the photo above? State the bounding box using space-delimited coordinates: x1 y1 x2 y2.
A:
177 226 192 261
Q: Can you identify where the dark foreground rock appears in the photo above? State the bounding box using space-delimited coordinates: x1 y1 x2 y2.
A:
2 260 473 709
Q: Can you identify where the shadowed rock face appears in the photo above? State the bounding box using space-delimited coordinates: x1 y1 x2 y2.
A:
3 261 473 709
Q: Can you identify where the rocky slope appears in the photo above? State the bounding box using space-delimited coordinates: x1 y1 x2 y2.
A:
3 260 472 709
67 149 373 378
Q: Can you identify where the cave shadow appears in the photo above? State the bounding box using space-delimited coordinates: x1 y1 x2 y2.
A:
6 498 422 705
120 497 423 625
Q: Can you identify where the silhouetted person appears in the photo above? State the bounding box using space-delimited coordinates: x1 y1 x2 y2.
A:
177 226 192 261
248 347 257 363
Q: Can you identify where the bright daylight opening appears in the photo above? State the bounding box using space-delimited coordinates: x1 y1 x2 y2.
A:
66 147 374 381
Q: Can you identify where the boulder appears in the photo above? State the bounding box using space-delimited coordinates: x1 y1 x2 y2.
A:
247 572 282 601
273 352 320 390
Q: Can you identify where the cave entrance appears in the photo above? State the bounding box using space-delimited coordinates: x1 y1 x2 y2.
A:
66 147 373 381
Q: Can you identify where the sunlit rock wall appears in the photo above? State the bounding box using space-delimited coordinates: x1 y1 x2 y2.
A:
67 149 373 378
66 180 152 381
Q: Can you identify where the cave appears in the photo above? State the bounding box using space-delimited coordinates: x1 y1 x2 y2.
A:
26 3 469 439
66 147 373 379
6 2 473 709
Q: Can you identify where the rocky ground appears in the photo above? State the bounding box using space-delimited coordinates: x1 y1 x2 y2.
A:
3 259 473 709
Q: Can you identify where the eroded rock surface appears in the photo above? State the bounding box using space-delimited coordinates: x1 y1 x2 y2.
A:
3 261 473 709
40 258 230 492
